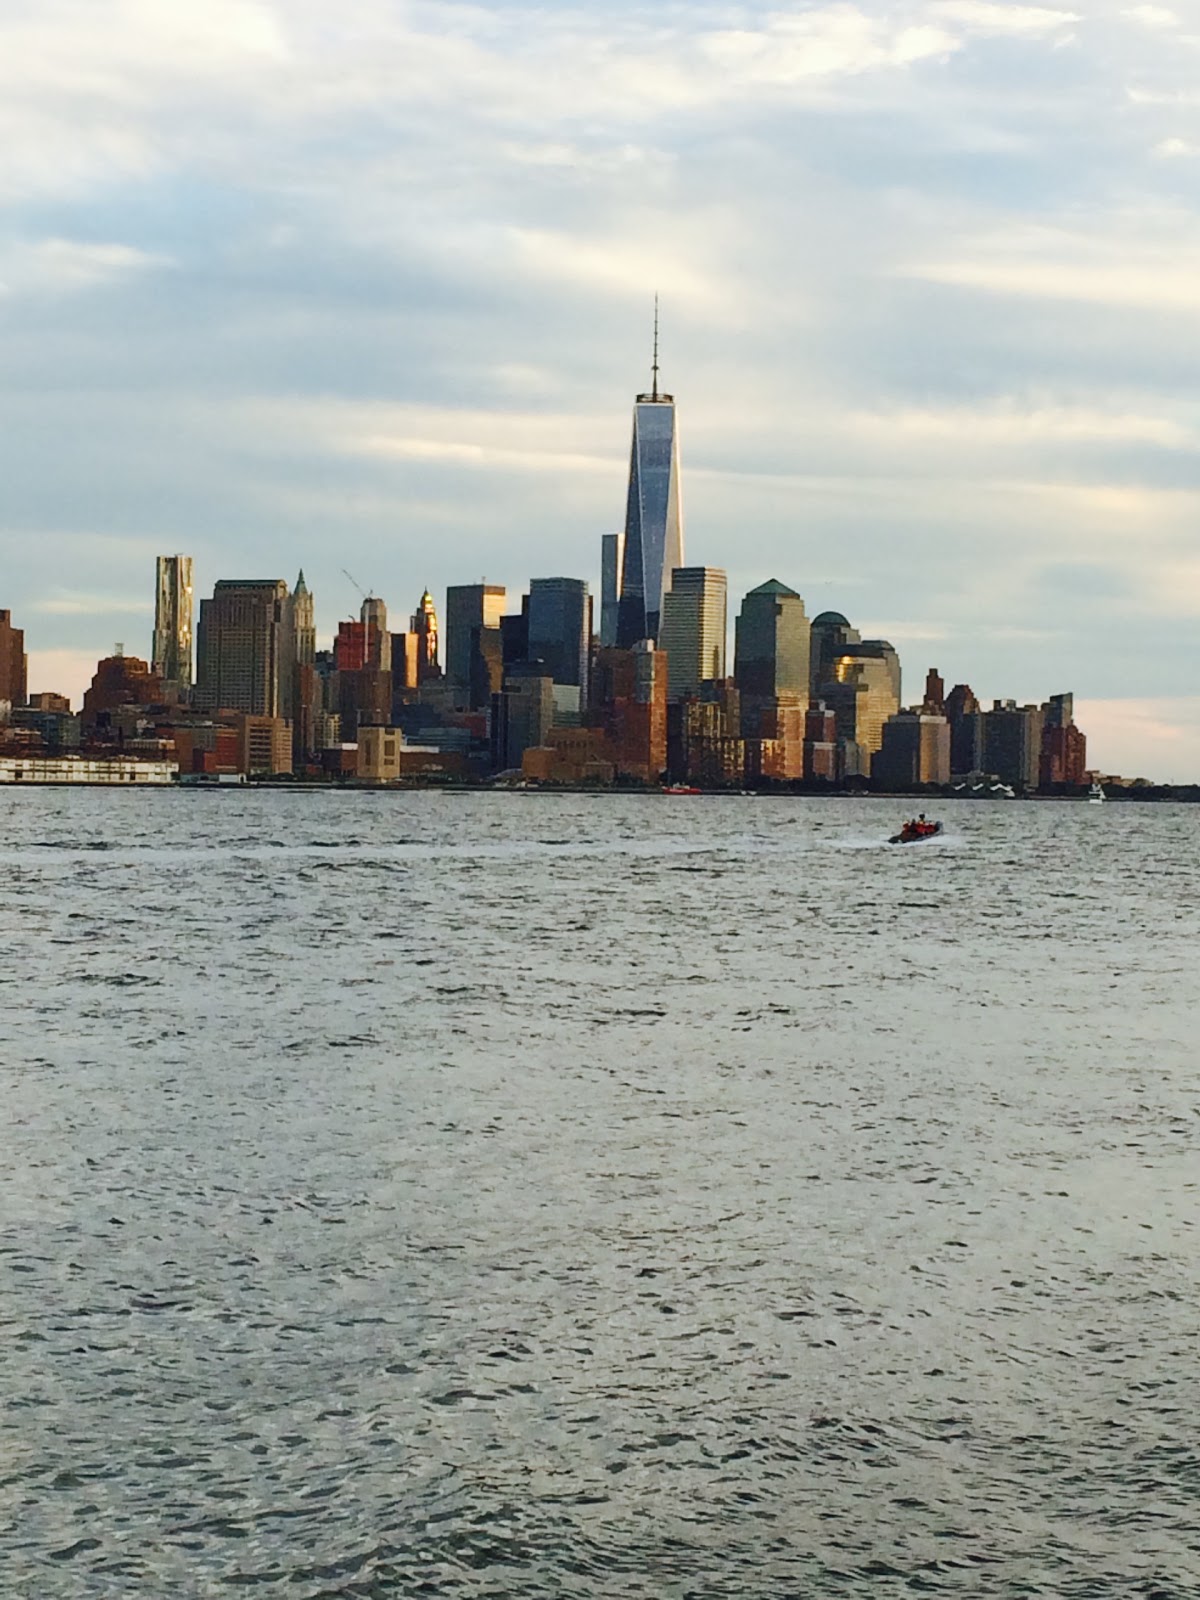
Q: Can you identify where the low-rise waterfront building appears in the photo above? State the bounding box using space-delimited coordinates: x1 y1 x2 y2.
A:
0 755 176 785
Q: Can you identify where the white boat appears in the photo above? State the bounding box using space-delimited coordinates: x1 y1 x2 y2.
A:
1088 781 1106 804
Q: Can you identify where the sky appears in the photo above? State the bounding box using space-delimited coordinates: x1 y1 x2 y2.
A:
2 0 1200 779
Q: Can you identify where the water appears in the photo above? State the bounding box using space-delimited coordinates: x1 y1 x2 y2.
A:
2 791 1197 1598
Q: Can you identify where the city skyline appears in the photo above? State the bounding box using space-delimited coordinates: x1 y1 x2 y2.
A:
2 4 1199 779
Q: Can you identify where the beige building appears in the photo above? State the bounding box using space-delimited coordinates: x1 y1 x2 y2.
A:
874 710 951 788
237 715 292 777
659 566 727 700
357 725 403 782
827 641 901 776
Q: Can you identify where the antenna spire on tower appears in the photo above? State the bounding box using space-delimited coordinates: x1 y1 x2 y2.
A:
651 294 660 401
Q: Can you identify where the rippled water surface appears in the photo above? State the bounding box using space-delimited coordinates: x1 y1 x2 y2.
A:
2 791 1198 1598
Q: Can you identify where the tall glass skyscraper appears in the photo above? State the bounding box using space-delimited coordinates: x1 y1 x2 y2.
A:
659 567 727 700
152 554 194 691
616 317 683 647
527 577 591 699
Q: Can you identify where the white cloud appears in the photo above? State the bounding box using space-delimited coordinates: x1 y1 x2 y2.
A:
899 218 1200 312
1121 5 1179 28
0 238 171 296
843 402 1193 448
1153 137 1199 157
930 2 1080 35
32 593 152 617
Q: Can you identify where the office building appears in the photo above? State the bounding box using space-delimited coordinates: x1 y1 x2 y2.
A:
0 609 27 710
600 533 624 648
809 611 861 701
333 598 393 739
237 715 293 777
152 556 194 692
195 579 291 717
659 567 727 701
492 664 555 772
359 597 392 672
410 590 441 682
527 577 591 705
501 605 529 669
873 710 951 789
289 570 318 764
1039 693 1087 787
733 580 810 735
446 584 505 691
803 702 838 783
983 700 1045 791
945 683 983 774
592 641 668 783
81 654 165 734
391 632 421 700
666 680 742 786
357 725 403 782
823 638 901 777
616 315 684 646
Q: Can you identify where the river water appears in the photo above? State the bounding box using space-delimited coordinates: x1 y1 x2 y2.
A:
1 792 1197 1598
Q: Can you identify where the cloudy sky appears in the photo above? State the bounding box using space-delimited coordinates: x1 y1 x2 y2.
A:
3 0 1200 778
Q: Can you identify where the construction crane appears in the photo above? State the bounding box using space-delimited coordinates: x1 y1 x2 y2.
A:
341 568 375 602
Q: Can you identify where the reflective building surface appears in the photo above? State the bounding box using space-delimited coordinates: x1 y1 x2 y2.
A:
600 533 623 649
151 555 194 693
616 365 683 647
527 577 591 703
659 566 727 701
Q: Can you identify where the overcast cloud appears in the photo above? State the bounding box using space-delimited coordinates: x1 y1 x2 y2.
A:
2 0 1199 777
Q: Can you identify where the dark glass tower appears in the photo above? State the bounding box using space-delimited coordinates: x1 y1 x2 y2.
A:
527 577 590 694
616 305 684 646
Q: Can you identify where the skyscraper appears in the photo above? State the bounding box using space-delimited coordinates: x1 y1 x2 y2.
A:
291 571 315 669
527 577 591 704
874 710 951 788
152 555 193 692
824 639 902 777
289 571 318 766
410 590 440 682
659 566 727 700
809 611 861 701
333 597 393 737
600 533 623 648
616 308 684 647
445 584 506 694
983 700 1045 792
733 580 811 736
1040 694 1087 787
0 609 27 710
195 579 290 716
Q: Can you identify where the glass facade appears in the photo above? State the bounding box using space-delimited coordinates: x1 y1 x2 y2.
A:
527 577 590 693
659 567 727 700
600 533 623 649
617 398 683 647
152 555 194 690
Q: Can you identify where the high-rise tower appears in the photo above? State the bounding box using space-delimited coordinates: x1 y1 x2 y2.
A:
659 567 727 700
527 577 591 702
152 555 194 692
410 589 440 682
195 579 290 716
600 533 623 649
616 302 683 647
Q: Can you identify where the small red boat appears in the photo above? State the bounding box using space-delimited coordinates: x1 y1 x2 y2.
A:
662 785 702 795
889 818 943 845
